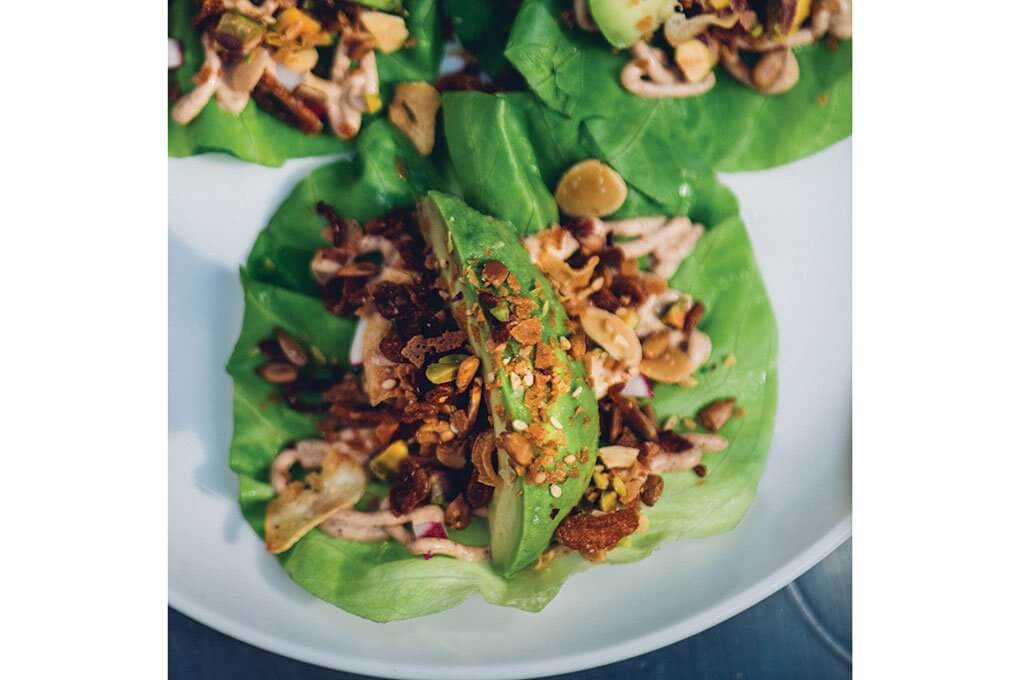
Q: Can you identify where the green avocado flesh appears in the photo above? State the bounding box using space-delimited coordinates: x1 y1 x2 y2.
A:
589 0 675 48
418 192 599 577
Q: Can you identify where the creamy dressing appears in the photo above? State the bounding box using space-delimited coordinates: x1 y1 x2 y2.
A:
171 35 272 124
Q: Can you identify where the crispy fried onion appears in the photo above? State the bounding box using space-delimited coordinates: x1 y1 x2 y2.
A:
172 36 274 124
621 41 717 99
297 34 378 139
265 447 366 554
321 502 490 561
649 433 728 472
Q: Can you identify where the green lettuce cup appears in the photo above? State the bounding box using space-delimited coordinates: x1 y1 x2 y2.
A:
227 114 777 621
447 0 851 173
168 0 442 166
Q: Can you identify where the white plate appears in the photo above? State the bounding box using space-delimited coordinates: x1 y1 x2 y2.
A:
169 139 851 679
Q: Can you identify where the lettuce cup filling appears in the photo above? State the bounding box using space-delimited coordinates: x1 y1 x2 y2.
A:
228 119 776 621
169 0 441 164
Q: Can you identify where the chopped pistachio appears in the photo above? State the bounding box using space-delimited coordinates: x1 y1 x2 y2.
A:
364 93 383 114
214 12 266 54
426 362 459 384
438 353 469 365
369 440 408 480
599 490 618 512
490 301 510 322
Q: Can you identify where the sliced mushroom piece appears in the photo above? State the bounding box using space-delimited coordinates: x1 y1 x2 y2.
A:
265 448 367 554
388 82 441 155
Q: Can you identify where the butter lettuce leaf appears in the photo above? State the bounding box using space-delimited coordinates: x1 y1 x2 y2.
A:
229 104 776 621
505 0 851 173
168 0 441 166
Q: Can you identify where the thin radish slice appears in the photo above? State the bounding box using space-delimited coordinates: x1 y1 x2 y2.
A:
413 521 447 540
349 317 367 366
168 38 182 69
620 374 653 398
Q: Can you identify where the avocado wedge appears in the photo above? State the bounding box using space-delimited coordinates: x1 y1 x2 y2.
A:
589 0 675 49
418 192 599 577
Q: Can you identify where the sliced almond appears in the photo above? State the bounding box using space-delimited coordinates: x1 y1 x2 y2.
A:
674 40 715 83
555 160 628 218
639 329 712 383
598 445 639 469
360 11 409 54
388 82 441 155
580 306 642 368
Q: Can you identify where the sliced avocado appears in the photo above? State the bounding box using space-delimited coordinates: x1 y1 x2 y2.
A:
766 0 812 38
589 0 676 49
419 192 599 577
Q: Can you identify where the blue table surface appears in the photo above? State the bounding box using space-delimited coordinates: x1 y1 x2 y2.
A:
170 540 850 679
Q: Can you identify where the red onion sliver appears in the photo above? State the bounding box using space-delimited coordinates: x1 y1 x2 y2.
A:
413 521 447 540
620 374 653 398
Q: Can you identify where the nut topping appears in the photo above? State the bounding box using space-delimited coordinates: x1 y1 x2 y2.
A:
580 306 642 368
500 431 535 467
554 160 628 218
698 398 736 432
388 82 441 155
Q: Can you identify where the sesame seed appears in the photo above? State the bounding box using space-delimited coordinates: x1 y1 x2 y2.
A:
682 418 698 430
550 484 562 498
662 416 678 432
723 354 737 367
559 337 572 350
512 419 528 432
381 378 397 390
564 454 576 464
572 386 583 398
486 372 495 383
550 416 563 430
523 372 535 387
